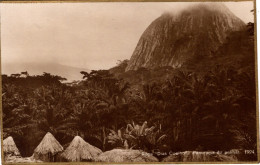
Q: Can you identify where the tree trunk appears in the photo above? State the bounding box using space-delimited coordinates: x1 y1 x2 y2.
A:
102 126 106 151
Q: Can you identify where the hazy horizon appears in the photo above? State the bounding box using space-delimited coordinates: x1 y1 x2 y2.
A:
1 1 254 76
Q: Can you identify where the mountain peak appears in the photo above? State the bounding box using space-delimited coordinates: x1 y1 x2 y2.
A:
163 3 233 17
126 3 245 71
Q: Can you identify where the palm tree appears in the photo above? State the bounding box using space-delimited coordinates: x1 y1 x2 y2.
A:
33 86 75 140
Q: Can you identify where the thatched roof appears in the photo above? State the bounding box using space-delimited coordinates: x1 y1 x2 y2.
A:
162 151 238 162
5 156 43 163
34 132 63 155
61 136 102 162
96 149 158 162
3 136 21 156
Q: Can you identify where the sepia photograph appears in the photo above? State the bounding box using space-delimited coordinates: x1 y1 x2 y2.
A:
1 0 258 163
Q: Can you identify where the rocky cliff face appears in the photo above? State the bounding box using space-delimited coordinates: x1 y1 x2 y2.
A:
126 3 246 71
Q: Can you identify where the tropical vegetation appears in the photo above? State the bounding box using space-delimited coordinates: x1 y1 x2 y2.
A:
2 26 257 161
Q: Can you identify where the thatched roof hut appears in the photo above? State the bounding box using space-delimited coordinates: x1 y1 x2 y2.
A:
3 136 21 156
61 136 102 162
95 149 158 162
33 132 63 162
162 151 238 162
5 156 43 163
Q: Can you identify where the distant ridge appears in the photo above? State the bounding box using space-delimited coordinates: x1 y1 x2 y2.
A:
2 62 89 82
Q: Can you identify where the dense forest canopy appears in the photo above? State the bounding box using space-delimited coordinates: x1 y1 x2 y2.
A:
2 20 257 161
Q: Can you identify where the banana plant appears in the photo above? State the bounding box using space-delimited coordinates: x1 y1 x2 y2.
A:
107 121 166 152
107 129 129 149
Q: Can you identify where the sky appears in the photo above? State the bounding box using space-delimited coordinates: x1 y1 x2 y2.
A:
1 1 254 71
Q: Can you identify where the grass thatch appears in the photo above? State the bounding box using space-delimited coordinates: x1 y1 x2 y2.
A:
3 136 21 156
33 132 63 162
61 136 102 162
95 149 158 162
5 155 43 163
162 151 238 162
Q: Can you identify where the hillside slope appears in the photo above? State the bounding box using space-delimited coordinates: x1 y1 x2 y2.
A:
126 3 246 71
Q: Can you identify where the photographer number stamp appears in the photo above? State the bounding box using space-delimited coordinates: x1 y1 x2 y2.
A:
244 150 255 154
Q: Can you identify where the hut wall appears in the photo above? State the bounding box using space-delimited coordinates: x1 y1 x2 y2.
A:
33 152 61 162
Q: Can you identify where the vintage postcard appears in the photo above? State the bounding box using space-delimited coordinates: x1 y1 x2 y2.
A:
1 0 258 164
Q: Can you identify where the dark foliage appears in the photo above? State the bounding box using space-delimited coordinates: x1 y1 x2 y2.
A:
2 28 257 160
